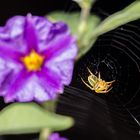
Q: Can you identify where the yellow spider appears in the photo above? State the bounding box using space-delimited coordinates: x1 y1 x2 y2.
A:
81 68 115 93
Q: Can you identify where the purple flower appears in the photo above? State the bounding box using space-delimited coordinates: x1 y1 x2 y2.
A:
48 133 68 140
0 14 77 103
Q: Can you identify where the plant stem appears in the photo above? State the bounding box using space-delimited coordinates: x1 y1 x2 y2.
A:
78 5 90 37
39 128 51 140
78 1 92 41
76 0 95 60
77 1 140 60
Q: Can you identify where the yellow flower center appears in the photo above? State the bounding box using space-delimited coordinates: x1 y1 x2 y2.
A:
21 50 44 71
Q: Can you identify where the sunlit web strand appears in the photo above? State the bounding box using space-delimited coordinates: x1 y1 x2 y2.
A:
110 41 140 71
99 31 140 106
105 29 140 107
76 21 140 131
99 38 140 104
99 23 140 128
114 31 140 49
111 35 140 62
112 34 140 52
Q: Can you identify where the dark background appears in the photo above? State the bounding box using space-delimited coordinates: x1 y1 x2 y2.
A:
0 0 135 25
0 0 139 140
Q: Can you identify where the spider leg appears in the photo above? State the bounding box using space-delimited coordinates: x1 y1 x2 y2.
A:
105 87 113 93
87 67 95 76
106 83 114 89
96 87 113 93
106 80 115 84
81 77 94 90
98 72 101 80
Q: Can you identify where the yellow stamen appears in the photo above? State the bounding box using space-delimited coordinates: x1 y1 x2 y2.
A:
21 50 44 71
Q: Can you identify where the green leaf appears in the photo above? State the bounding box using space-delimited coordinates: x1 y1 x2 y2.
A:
41 100 57 112
47 12 100 48
0 103 74 135
92 1 140 37
47 12 82 35
78 1 140 59
47 12 100 36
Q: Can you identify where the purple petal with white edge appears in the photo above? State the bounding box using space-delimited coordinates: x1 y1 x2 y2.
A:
40 21 70 53
0 15 52 55
16 71 60 102
48 60 75 85
15 75 51 102
0 16 27 53
42 22 77 86
24 14 39 52
42 35 76 60
4 69 31 103
0 62 12 88
31 16 52 52
0 14 78 103
0 16 24 39
0 40 24 62
0 70 10 87
44 42 77 85
0 57 23 95
46 21 69 43
37 67 64 100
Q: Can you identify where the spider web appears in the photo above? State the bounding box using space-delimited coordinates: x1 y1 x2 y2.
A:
54 1 140 139
70 19 140 135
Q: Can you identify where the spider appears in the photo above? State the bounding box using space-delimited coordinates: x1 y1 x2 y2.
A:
81 68 115 93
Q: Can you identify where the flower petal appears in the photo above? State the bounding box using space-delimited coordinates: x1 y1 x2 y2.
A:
15 75 51 102
4 69 31 103
41 21 70 54
48 133 68 140
31 16 52 52
24 14 39 52
42 22 77 86
46 21 69 43
49 60 75 85
0 41 23 62
45 42 77 85
0 57 23 95
0 16 27 53
37 67 64 99
0 15 78 103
